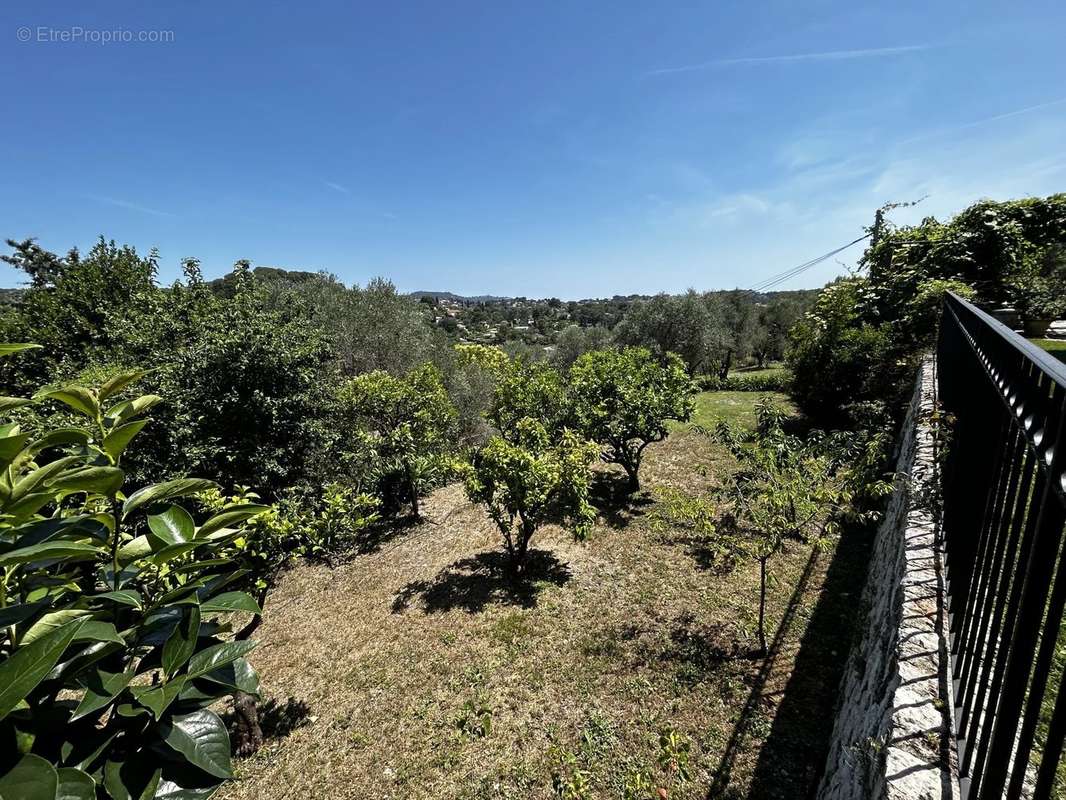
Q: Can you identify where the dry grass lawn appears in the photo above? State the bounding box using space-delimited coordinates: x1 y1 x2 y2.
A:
219 392 868 800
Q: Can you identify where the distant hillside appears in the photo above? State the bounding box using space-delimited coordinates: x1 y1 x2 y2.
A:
207 266 337 297
410 291 510 303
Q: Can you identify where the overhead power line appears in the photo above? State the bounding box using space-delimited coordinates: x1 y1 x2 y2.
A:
744 233 871 294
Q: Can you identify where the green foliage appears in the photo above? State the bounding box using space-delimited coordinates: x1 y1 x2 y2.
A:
489 359 569 441
568 348 695 491
336 364 457 517
0 239 159 392
706 398 890 652
788 279 894 425
789 194 1066 425
151 269 333 495
550 326 613 371
461 419 598 572
0 346 269 799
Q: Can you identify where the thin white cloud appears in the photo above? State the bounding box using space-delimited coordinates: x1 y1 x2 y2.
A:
88 195 177 218
324 180 351 194
646 45 931 76
897 97 1066 146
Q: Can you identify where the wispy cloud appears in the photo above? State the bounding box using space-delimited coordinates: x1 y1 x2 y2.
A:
645 45 931 76
897 97 1066 146
88 195 177 218
324 180 351 194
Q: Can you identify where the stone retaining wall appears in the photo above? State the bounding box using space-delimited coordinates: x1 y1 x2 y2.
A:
817 358 959 800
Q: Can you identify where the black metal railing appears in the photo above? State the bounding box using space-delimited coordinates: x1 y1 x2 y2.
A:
938 292 1066 799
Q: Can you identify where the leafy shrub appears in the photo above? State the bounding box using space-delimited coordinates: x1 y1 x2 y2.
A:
489 359 569 441
568 348 695 491
460 419 598 572
0 346 271 799
138 266 335 496
335 364 457 517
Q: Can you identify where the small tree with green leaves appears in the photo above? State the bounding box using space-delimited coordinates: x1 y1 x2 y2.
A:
568 347 695 492
461 418 598 573
336 363 456 518
0 344 274 798
489 358 569 441
710 398 873 655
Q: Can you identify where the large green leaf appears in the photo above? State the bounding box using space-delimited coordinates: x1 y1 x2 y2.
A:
130 677 186 719
102 419 149 463
147 505 195 546
158 708 233 779
0 343 42 357
117 535 153 564
3 492 55 522
123 479 218 520
201 656 260 697
11 455 83 500
0 618 85 719
70 667 135 721
0 753 58 800
186 640 257 680
104 395 162 425
0 601 47 629
51 466 125 497
0 539 106 567
148 541 204 566
56 767 96 800
162 606 201 678
102 755 161 800
34 386 100 421
91 589 143 609
0 396 32 414
26 427 92 454
98 369 152 402
0 429 30 465
196 504 269 538
200 591 261 615
20 609 92 645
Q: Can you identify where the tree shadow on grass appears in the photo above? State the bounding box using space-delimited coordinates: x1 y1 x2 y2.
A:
225 696 313 756
707 519 875 799
590 470 653 530
391 548 572 614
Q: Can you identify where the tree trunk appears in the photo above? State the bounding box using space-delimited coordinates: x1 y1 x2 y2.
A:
718 350 733 381
757 557 768 656
232 584 270 755
406 464 420 519
623 460 640 493
233 691 263 757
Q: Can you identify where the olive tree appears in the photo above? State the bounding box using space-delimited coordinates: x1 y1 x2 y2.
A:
336 363 457 518
0 345 272 798
568 348 695 492
461 418 598 573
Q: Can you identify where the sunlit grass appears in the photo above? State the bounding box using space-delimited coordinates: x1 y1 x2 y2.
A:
1030 338 1066 365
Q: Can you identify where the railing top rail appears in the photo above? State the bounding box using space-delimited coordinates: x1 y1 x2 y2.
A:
945 291 1066 390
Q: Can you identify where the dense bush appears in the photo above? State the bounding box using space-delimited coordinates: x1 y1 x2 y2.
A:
0 346 271 798
335 364 457 517
142 266 335 496
788 194 1066 426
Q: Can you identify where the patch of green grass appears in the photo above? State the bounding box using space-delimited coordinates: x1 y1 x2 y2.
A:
1030 338 1066 365
684 390 795 431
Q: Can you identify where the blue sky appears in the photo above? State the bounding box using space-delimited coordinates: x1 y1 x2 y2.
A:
2 1 1064 298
